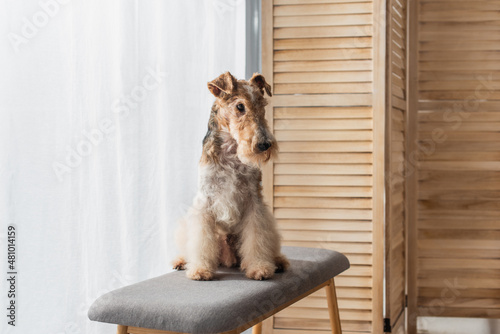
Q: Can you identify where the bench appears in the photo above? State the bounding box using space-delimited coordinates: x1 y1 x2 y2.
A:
88 246 350 334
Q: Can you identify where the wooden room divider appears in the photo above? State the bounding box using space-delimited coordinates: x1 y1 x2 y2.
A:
407 0 500 331
261 0 400 333
262 0 500 334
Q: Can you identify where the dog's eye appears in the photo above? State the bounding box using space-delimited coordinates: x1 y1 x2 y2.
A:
236 104 245 113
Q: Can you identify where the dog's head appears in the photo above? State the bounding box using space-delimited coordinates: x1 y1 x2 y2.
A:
207 71 278 166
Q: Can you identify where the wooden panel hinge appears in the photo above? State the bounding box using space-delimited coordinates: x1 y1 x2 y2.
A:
384 318 392 333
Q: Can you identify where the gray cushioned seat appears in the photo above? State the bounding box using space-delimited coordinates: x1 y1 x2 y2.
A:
88 246 350 334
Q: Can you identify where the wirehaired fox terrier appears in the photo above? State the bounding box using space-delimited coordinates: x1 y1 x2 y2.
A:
173 72 289 281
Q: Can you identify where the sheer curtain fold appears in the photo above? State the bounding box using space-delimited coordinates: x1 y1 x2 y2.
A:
0 1 246 333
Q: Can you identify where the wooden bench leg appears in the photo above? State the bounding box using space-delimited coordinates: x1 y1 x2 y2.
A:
117 325 128 334
326 278 342 334
252 322 262 334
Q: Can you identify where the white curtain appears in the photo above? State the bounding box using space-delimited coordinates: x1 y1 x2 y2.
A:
0 1 246 333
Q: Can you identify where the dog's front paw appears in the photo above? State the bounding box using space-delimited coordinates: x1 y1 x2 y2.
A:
245 262 276 280
186 267 214 281
275 255 290 273
172 257 186 270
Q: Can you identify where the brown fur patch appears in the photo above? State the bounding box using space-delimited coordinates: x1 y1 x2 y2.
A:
218 234 240 268
249 73 272 97
200 104 222 165
207 72 237 98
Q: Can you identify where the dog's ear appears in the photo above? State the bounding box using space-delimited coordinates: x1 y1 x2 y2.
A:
249 73 272 97
208 72 237 98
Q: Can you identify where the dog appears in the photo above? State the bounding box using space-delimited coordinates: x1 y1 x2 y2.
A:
172 72 289 281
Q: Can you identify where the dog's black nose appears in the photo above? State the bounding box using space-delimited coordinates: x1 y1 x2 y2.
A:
258 142 271 152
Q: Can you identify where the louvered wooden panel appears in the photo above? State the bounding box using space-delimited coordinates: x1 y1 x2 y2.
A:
262 0 384 333
415 0 500 320
385 0 407 332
